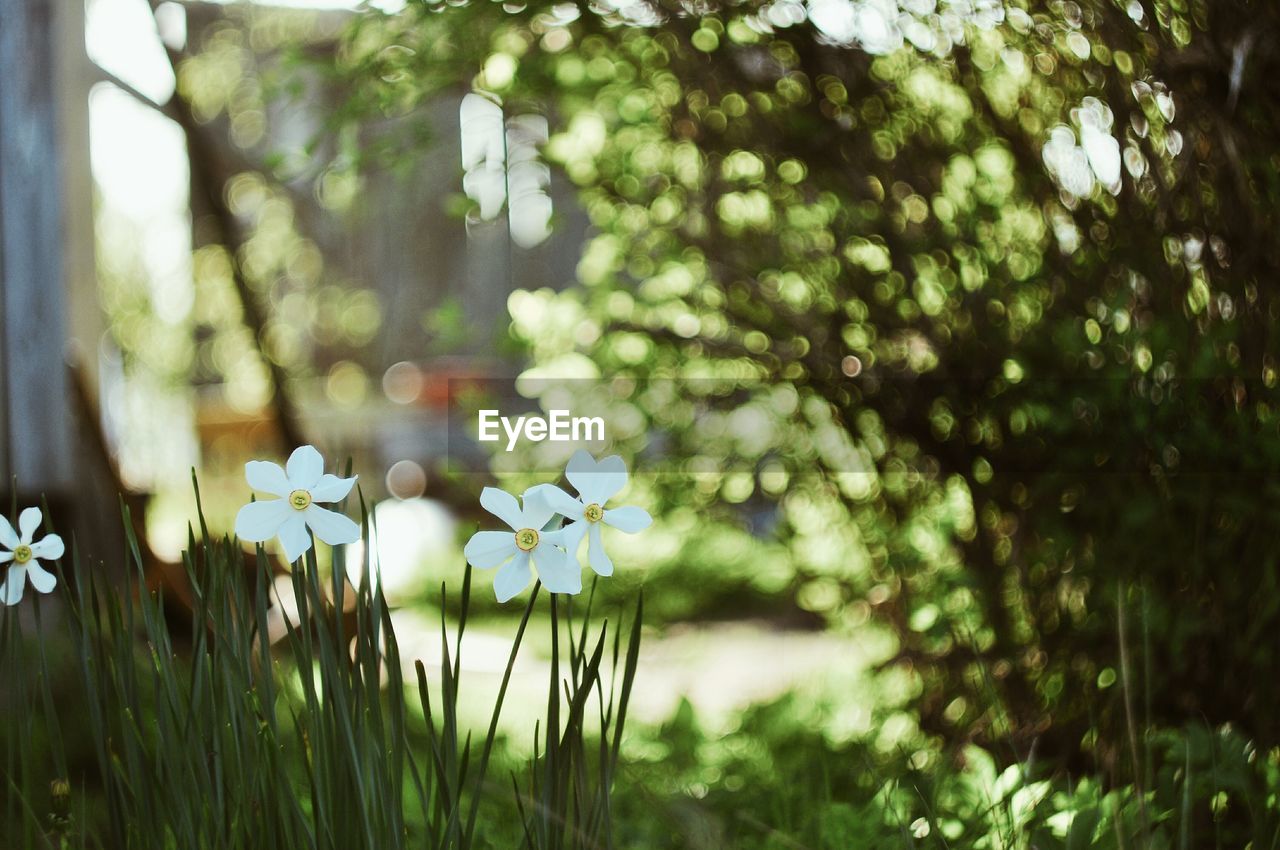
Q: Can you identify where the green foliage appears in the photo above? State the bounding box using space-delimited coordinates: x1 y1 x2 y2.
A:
512 589 643 849
332 0 1280 756
0 493 641 849
611 696 1280 849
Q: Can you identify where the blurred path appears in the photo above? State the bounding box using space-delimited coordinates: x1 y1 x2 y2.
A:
390 612 883 739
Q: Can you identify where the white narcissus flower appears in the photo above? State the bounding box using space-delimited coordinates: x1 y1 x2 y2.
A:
535 450 651 577
0 508 65 605
463 486 580 602
234 444 361 563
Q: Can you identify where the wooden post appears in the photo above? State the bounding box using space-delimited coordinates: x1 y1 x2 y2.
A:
0 0 76 494
0 0 131 576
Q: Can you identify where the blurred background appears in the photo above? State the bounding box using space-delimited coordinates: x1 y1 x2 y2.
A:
3 0 1280 844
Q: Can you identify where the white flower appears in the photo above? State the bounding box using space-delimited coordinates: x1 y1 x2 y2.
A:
534 450 651 577
0 508 64 605
234 444 361 563
463 486 580 602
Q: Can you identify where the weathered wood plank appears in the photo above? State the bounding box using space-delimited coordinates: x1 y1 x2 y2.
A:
0 0 75 493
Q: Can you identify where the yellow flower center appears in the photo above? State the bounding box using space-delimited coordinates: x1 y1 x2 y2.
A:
289 489 312 511
515 528 539 551
583 503 604 523
12 544 32 565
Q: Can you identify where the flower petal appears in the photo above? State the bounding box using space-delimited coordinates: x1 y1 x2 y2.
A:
30 534 64 560
0 516 18 550
0 552 11 564
285 444 325 490
234 499 292 543
310 474 357 504
304 505 362 546
559 521 588 569
521 487 560 530
519 481 565 527
591 455 629 502
26 563 56 594
565 449 601 501
538 527 566 548
532 544 582 596
534 484 586 522
18 507 42 545
1 566 25 605
479 487 524 530
567 451 628 504
245 461 292 497
603 506 652 533
277 515 312 563
493 552 532 603
521 484 556 520
586 522 614 577
464 530 519 569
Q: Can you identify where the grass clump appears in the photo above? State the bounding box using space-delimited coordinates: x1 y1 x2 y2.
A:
0 484 642 849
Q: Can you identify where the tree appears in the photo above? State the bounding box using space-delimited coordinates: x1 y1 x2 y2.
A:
336 0 1280 762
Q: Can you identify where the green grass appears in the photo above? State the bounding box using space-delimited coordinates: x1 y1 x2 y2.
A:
0 482 641 849
4 482 1279 849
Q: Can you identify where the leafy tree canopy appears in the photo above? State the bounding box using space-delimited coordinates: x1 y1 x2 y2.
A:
332 0 1280 761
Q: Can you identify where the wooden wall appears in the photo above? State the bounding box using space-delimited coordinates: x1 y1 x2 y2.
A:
0 0 76 493
0 0 127 571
